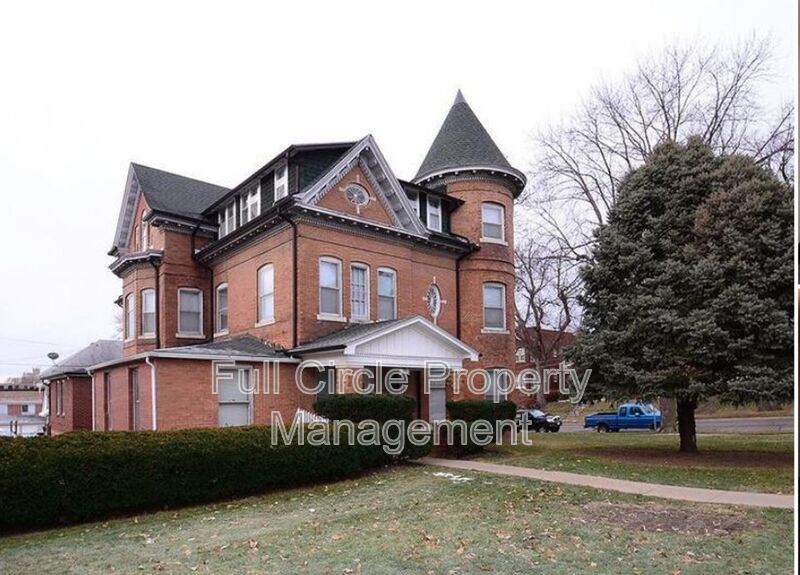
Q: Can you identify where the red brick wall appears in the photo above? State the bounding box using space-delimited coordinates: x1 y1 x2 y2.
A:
295 222 458 344
210 225 295 347
154 358 312 431
315 165 395 226
447 177 518 399
49 376 93 435
93 361 153 431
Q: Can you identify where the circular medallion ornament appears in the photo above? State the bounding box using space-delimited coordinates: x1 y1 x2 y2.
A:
345 184 369 207
425 284 442 318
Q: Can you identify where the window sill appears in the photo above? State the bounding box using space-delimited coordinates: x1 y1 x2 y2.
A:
124 338 136 344
175 333 206 339
213 330 229 338
481 328 510 335
317 314 347 323
349 317 371 324
480 237 508 246
255 318 275 327
138 334 156 341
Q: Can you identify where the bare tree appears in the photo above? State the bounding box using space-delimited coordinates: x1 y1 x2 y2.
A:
515 236 581 404
527 37 794 261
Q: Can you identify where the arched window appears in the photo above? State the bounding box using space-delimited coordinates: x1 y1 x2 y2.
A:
257 265 274 324
482 282 506 331
318 257 342 318
141 289 156 336
124 293 135 340
481 202 505 242
377 267 397 320
216 283 229 334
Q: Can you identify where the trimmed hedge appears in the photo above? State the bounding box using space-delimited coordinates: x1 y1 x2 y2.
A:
314 394 431 460
445 399 517 456
314 393 416 423
446 399 517 423
0 425 394 532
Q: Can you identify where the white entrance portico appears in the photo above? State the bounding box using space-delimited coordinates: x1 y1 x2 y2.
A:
292 316 478 421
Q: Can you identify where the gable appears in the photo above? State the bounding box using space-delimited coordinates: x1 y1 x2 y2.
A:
354 323 471 361
298 136 428 237
314 164 394 226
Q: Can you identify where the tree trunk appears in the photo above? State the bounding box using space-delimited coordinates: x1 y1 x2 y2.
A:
658 397 677 433
676 396 698 453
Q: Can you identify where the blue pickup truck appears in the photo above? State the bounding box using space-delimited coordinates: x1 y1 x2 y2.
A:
584 403 662 432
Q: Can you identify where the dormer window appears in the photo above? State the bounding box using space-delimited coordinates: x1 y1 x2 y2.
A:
407 191 420 217
240 187 260 226
141 221 149 250
218 202 237 238
427 196 442 232
274 164 288 200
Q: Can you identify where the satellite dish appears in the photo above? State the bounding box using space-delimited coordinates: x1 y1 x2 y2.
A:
47 352 59 362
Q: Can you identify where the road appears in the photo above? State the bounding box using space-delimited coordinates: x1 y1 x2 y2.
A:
560 416 794 434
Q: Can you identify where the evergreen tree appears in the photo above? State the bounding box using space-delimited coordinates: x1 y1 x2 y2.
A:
571 138 793 452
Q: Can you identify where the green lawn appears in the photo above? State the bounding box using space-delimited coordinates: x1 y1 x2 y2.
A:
484 432 794 493
0 465 792 574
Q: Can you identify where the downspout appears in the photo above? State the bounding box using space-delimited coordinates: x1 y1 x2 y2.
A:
145 356 157 430
278 208 299 348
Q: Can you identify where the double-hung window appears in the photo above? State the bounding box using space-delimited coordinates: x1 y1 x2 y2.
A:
216 283 229 333
124 293 135 340
240 187 260 225
178 288 203 336
319 258 342 317
377 268 397 320
350 264 369 320
481 203 505 242
427 196 442 232
407 191 420 218
130 368 141 431
482 282 506 331
257 265 274 324
141 289 155 336
141 221 149 250
274 164 288 200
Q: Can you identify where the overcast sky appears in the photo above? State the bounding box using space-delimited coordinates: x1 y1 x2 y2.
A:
0 0 794 378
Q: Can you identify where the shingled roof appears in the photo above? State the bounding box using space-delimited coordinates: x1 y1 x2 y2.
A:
414 91 525 194
132 163 230 220
291 318 407 353
159 335 288 359
40 340 123 380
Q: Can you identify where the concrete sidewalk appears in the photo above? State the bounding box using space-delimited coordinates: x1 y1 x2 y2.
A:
420 457 795 510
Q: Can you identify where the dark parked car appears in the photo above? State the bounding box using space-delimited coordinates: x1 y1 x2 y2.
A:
517 408 562 432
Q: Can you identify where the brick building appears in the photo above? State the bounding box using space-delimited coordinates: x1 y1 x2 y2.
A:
40 340 121 435
87 91 526 431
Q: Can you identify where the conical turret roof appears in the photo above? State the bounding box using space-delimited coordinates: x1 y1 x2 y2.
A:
414 91 525 193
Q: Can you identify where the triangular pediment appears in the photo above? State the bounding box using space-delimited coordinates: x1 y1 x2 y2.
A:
297 135 428 236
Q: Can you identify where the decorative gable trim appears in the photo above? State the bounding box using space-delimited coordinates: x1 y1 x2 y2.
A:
298 135 428 236
109 164 140 255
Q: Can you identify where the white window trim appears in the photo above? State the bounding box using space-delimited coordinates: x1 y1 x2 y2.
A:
215 283 229 336
274 164 288 200
318 257 344 320
124 293 135 341
427 196 442 232
139 288 156 339
256 264 275 325
176 288 204 338
481 202 506 244
377 267 398 321
349 263 371 322
481 282 507 333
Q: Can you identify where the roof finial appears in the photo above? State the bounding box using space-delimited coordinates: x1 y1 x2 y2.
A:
453 89 466 105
